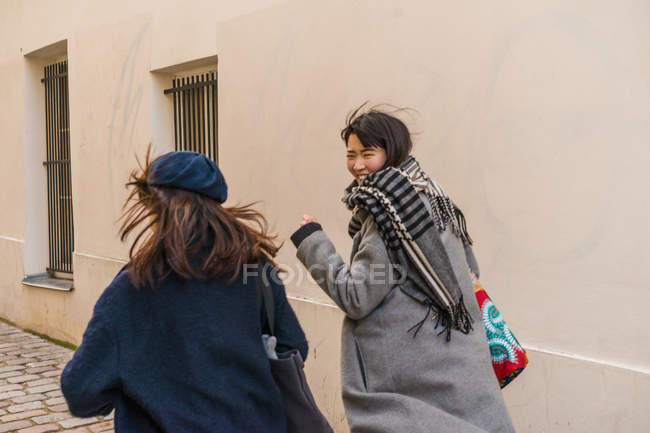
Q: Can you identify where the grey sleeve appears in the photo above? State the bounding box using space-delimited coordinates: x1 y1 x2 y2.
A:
295 219 394 320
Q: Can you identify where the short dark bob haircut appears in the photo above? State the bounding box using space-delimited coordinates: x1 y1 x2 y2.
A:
341 103 413 168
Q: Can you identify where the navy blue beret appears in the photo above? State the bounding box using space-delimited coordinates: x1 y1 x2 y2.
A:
146 151 227 203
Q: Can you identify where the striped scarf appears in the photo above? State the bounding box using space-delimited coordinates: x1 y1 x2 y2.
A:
342 156 473 339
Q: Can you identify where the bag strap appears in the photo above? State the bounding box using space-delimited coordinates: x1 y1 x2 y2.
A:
257 263 276 336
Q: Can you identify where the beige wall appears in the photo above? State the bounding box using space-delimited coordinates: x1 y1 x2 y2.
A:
0 1 648 432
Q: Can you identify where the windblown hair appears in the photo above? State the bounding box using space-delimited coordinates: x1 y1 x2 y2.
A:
341 103 414 168
119 149 281 289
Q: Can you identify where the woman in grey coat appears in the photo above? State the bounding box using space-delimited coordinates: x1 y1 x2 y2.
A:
290 106 516 433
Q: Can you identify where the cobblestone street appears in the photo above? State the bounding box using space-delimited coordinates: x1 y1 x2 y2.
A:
0 322 114 433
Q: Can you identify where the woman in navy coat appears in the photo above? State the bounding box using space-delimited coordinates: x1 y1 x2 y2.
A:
61 150 308 433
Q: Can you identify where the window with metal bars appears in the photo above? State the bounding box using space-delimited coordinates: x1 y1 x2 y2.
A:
41 60 74 276
164 71 218 163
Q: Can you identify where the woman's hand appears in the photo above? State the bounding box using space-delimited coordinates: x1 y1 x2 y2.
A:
300 214 318 227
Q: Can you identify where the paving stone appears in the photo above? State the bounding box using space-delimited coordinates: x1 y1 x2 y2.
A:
33 355 60 361
0 409 48 422
59 417 99 429
25 367 54 375
25 346 54 352
27 360 58 368
6 334 28 339
50 403 70 412
7 374 41 384
27 383 59 394
88 421 114 432
21 352 50 359
11 394 47 404
25 378 56 387
45 396 66 405
102 411 114 420
0 323 114 433
0 420 33 433
0 346 19 352
17 424 61 433
45 390 63 398
22 342 51 349
0 390 26 399
0 341 15 346
7 400 45 413
0 364 24 373
6 357 37 365
0 383 23 393
0 355 18 362
0 343 20 350
33 412 72 424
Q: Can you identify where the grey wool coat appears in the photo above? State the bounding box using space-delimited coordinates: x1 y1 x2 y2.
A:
291 209 515 433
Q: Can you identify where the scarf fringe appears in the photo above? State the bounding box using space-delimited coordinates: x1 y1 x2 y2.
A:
408 295 473 342
406 157 473 246
453 206 474 246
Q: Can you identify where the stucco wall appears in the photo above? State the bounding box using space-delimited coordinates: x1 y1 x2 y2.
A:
0 1 648 432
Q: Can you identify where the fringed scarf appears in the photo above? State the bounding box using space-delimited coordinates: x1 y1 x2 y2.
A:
342 156 474 340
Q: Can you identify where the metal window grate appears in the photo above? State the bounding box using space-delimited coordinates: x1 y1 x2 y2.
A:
41 60 74 275
164 71 218 164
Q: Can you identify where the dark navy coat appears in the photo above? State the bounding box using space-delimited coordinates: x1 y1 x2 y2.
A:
61 263 308 433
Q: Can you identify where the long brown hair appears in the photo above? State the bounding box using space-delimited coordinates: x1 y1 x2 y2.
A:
119 148 281 289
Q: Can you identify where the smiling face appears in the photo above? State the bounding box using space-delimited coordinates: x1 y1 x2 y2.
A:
346 134 387 184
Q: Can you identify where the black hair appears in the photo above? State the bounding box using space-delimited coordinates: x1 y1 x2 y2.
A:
341 103 413 167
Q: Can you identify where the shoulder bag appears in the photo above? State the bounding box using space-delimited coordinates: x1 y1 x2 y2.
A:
258 275 334 433
470 270 528 388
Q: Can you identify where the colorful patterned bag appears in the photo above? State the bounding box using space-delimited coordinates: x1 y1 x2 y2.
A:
470 270 528 388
